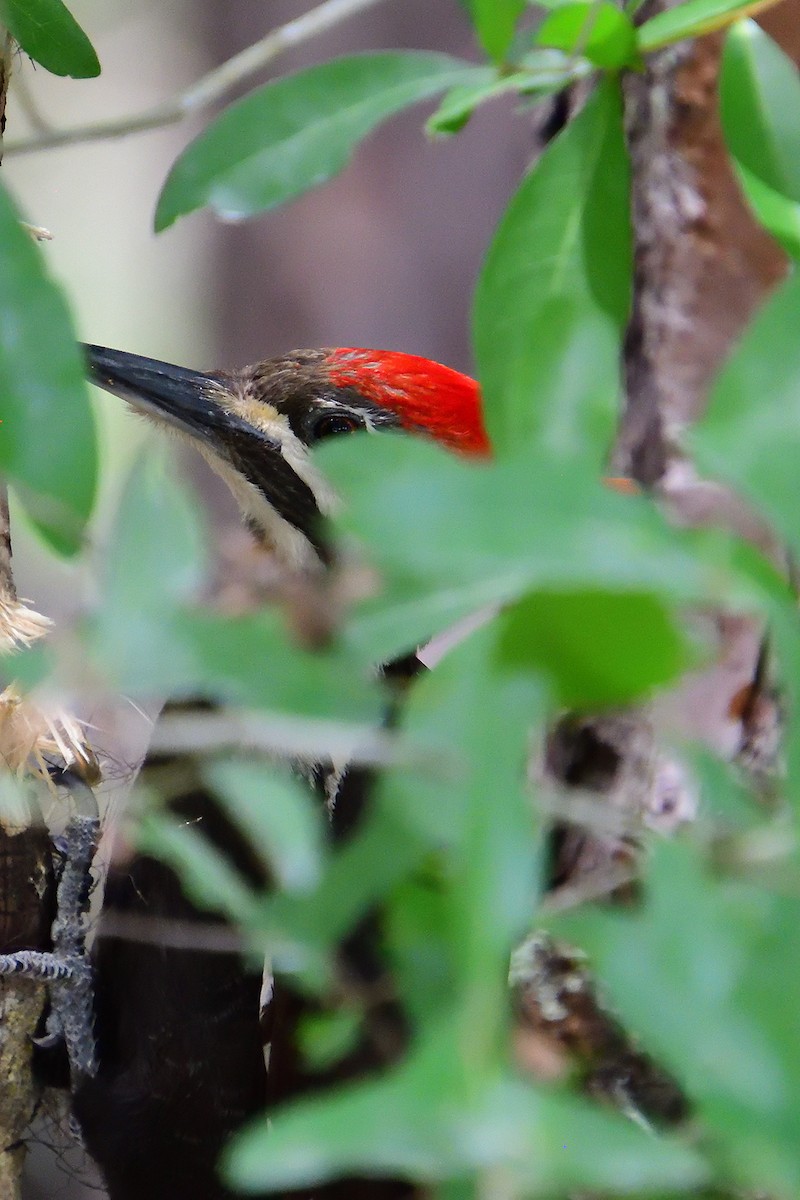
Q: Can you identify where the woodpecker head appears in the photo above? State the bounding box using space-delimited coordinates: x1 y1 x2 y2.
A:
85 345 489 571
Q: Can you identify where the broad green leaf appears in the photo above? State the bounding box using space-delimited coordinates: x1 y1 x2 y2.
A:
729 163 800 260
721 22 800 205
90 451 206 688
402 626 542 1055
427 68 526 135
692 271 800 554
182 612 383 721
318 436 762 670
226 1025 706 1191
499 589 689 706
427 53 586 135
88 453 383 722
0 181 97 554
553 841 800 1193
637 0 782 53
385 876 457 1027
460 0 527 61
155 53 474 230
1 0 100 77
203 759 324 893
720 22 800 254
536 1 638 68
298 1009 361 1071
264 798 428 959
136 811 263 927
101 452 207 614
473 77 631 456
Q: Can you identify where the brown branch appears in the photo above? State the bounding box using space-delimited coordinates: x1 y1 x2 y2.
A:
511 934 690 1127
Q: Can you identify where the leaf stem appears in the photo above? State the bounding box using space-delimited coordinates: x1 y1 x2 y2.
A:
5 0 391 157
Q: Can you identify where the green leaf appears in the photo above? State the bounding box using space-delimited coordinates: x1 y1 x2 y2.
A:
535 2 638 68
460 0 527 62
426 68 526 135
403 627 542 1035
499 589 689 706
426 52 586 135
0 181 97 554
473 77 631 456
1 0 100 78
298 1009 361 1071
182 612 383 722
317 436 760 671
552 840 800 1194
637 0 781 53
203 759 324 893
136 811 263 926
226 1027 706 1192
730 163 800 259
88 451 384 723
719 22 800 255
692 271 800 554
721 22 800 204
90 451 206 687
155 53 474 230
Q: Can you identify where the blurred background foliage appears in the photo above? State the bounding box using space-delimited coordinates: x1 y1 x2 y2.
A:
3 0 800 1197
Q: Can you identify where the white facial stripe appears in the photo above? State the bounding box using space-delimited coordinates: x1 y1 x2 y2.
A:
197 447 324 572
225 395 340 519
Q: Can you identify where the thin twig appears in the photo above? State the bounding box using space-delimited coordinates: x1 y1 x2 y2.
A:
148 709 424 770
5 0 391 157
95 911 246 953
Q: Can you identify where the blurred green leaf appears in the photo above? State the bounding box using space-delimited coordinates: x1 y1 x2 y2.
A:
552 840 800 1193
535 2 638 68
460 0 527 61
226 1025 706 1191
102 452 207 612
692 271 800 554
0 182 96 554
720 22 800 256
298 1009 362 1071
637 0 781 53
90 450 207 688
155 53 473 230
1 0 100 77
499 589 689 706
267 796 428 957
89 451 384 722
427 68 526 135
318 436 750 671
721 22 800 204
418 629 541 1055
386 875 457 1027
204 759 324 893
136 811 263 927
183 612 382 720
427 52 586 135
473 77 630 456
383 624 542 1068
729 164 800 259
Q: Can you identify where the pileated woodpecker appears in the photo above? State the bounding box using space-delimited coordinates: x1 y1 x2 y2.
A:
75 344 489 1200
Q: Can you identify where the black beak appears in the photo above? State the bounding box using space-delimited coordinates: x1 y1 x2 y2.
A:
85 344 249 447
84 345 330 565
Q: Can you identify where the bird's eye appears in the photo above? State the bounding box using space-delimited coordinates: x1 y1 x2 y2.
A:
310 412 364 442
